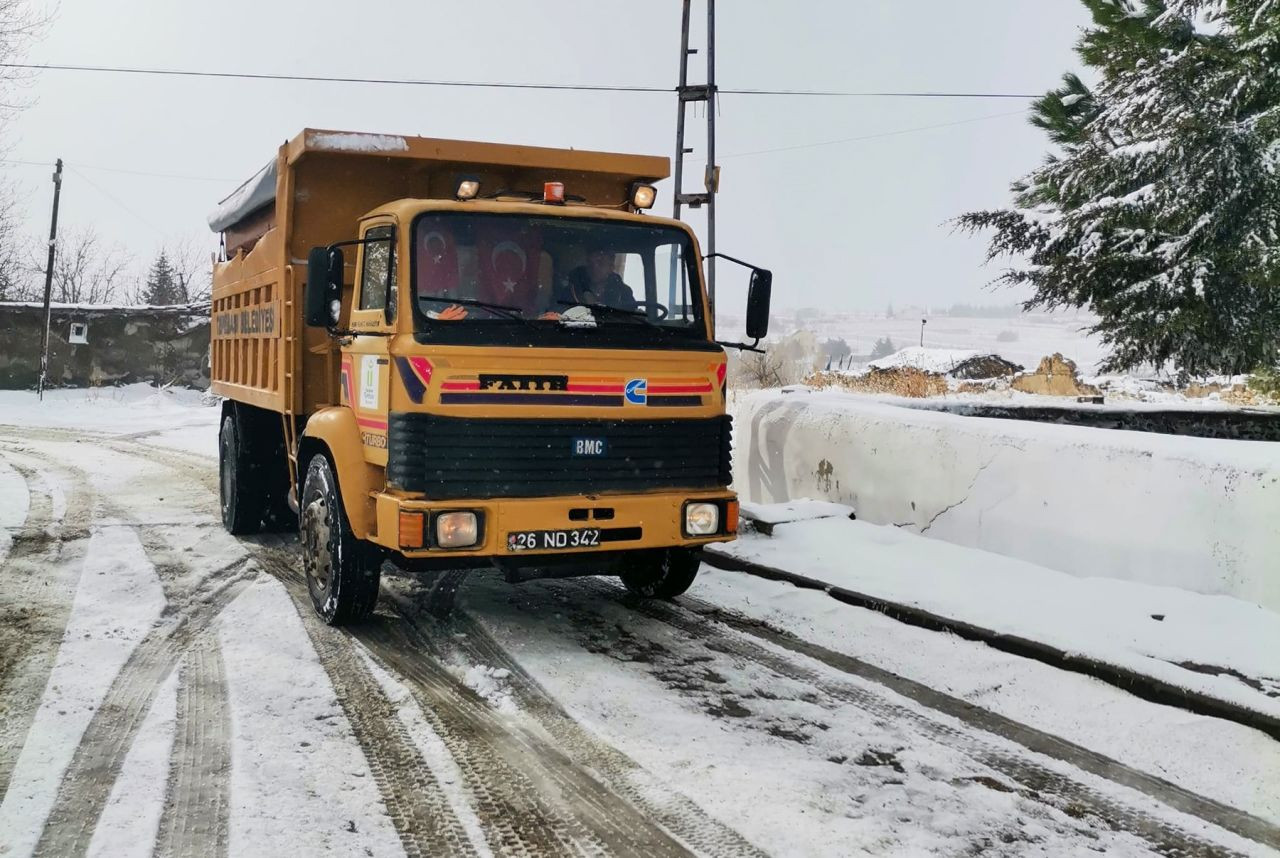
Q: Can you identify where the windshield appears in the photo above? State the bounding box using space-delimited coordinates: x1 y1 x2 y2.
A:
410 212 707 346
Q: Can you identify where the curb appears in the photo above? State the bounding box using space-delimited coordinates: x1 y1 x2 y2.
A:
698 547 1280 742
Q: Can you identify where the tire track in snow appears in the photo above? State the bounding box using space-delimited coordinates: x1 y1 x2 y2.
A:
387 586 769 858
574 578 1273 856
154 634 231 858
256 550 692 858
0 451 93 801
32 558 256 858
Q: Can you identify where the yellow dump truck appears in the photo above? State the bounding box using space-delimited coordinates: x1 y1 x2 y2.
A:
209 129 770 624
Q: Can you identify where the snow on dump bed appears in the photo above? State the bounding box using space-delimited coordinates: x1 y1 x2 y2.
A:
868 347 982 374
309 132 409 153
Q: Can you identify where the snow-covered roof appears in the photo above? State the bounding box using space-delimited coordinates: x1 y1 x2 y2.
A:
207 159 277 233
0 300 210 316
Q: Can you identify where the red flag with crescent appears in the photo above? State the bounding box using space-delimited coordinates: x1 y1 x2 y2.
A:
477 223 542 310
416 225 460 299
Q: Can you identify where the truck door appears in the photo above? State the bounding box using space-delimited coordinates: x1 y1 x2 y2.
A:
344 221 396 466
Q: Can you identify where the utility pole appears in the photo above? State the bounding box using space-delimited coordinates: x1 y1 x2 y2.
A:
920 318 928 348
671 0 718 321
37 158 64 401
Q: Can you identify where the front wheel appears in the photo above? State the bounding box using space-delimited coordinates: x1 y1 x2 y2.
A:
620 548 701 599
300 453 381 625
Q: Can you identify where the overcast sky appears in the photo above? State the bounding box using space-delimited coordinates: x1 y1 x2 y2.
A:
4 0 1091 314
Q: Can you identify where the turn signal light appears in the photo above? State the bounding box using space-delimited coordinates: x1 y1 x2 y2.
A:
725 500 740 534
399 511 425 549
544 182 565 204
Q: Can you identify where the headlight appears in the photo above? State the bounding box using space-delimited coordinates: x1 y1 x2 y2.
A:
685 502 720 536
436 511 479 548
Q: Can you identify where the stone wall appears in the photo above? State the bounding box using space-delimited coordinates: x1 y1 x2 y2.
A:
0 302 210 389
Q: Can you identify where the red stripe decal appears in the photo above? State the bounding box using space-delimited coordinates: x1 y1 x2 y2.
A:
567 384 625 393
442 381 482 391
356 417 388 430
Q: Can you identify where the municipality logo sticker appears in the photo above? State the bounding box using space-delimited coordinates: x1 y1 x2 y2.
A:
625 378 647 405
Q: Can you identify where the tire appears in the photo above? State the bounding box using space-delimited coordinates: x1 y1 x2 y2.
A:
299 453 381 625
219 413 265 535
620 548 701 599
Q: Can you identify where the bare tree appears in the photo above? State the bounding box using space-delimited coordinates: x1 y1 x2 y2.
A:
0 0 50 301
36 227 135 304
168 235 216 303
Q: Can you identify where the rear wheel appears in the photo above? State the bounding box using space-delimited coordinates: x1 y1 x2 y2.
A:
300 453 381 625
219 413 265 535
620 548 701 599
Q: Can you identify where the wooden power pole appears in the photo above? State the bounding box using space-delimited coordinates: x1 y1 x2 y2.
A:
37 158 63 400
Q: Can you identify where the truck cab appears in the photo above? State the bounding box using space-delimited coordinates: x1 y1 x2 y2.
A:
209 130 770 624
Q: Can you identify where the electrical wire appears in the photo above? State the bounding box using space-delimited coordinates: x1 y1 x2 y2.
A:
0 158 232 183
708 108 1031 161
65 165 167 234
0 62 1039 99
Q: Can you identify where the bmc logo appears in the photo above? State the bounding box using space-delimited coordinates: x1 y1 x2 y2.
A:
572 437 608 456
625 378 647 405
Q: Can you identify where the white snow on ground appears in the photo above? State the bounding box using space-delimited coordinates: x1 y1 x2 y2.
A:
217 575 405 858
458 665 516 713
867 346 982 374
85 670 178 858
689 565 1280 826
0 524 166 856
460 577 1166 857
354 646 495 858
0 385 219 459
0 455 29 560
717 511 1280 720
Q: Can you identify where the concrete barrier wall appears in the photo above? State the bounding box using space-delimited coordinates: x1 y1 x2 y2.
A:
733 390 1280 611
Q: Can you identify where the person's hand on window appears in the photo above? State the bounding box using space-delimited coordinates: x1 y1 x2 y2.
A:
427 304 469 321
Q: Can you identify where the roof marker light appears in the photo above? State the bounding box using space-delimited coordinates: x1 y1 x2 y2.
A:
456 178 481 200
544 182 565 204
629 182 657 210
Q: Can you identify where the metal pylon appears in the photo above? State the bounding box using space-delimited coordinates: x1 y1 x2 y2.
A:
672 0 717 321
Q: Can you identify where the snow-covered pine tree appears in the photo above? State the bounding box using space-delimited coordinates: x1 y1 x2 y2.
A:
142 250 179 306
960 0 1280 377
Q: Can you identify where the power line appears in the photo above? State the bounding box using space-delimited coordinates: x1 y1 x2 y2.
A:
0 157 231 183
708 108 1031 161
65 165 167 234
0 62 1039 99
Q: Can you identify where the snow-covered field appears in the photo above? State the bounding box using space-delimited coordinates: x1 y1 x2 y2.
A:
1 385 1277 856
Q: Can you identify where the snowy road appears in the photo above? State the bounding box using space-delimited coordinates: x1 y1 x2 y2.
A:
2 419 1278 856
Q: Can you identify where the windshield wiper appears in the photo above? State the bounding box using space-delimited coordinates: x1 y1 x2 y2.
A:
556 301 659 326
421 296 540 326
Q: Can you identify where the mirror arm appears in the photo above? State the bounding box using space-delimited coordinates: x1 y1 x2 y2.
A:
704 252 761 272
715 338 765 354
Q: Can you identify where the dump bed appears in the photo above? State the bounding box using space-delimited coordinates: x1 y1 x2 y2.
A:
209 128 670 417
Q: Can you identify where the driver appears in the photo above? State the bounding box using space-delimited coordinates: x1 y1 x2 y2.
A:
556 245 638 311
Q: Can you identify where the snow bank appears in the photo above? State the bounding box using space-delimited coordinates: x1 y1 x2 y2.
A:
868 347 980 374
714 515 1280 721
309 131 409 153
732 389 1280 611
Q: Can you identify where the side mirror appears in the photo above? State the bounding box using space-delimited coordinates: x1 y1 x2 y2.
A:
305 246 344 328
745 269 772 340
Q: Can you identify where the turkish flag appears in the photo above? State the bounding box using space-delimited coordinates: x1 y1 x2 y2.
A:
477 222 542 311
416 226 460 299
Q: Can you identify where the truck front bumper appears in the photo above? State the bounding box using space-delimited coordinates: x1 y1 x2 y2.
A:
373 489 737 560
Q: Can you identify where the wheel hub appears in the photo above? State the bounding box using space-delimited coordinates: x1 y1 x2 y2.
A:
302 497 333 595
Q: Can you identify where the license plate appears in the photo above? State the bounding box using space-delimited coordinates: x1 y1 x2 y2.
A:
507 528 601 552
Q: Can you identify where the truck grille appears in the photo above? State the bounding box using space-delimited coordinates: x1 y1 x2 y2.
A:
387 413 732 499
